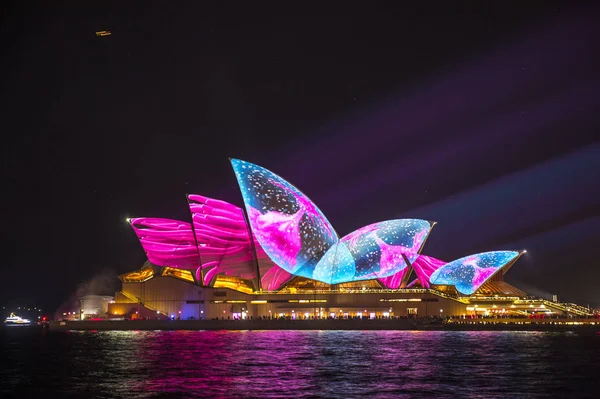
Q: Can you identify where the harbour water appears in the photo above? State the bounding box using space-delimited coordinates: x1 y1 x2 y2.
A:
1 328 598 398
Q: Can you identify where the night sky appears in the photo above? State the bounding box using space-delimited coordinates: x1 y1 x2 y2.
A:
2 1 599 313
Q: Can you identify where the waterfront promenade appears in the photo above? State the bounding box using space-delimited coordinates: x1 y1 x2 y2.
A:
47 317 600 332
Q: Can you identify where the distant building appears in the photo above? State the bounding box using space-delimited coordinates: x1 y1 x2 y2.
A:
80 295 114 319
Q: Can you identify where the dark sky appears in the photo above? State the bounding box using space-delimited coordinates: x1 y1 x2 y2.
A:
2 1 599 312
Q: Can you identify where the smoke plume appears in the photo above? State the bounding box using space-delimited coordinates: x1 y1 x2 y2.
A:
54 268 117 319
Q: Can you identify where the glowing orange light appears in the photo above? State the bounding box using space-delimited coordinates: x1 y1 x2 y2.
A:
161 267 195 283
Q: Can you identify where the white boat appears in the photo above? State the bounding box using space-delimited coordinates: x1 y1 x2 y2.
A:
4 313 32 326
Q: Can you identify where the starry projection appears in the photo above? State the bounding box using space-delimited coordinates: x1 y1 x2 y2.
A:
429 251 521 295
231 159 433 284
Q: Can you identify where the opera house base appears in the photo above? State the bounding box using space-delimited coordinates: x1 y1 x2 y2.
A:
100 266 596 325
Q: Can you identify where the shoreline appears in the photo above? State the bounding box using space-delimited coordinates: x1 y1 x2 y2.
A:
39 318 600 333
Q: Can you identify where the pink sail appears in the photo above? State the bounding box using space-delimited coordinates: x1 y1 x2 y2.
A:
378 254 447 289
377 268 411 289
248 207 304 272
129 218 199 269
188 194 294 290
411 255 448 288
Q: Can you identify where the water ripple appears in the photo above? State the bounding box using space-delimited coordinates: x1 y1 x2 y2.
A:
1 329 598 398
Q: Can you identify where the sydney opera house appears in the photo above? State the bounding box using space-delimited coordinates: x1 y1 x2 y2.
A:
107 159 592 320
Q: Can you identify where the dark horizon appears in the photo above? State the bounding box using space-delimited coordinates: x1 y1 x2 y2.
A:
2 1 599 312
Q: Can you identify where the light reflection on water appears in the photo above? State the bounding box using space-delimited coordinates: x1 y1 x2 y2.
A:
1 329 598 398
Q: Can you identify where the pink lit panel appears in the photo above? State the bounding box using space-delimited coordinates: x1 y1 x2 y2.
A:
188 194 293 290
377 268 411 289
378 254 446 289
377 255 447 289
129 218 199 270
411 255 448 289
